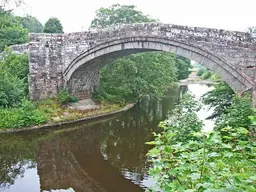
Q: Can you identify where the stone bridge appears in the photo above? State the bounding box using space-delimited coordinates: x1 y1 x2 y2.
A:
11 23 256 104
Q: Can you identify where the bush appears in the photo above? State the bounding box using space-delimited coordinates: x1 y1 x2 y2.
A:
215 95 253 129
203 83 234 119
0 10 28 52
196 68 207 76
0 49 29 107
200 70 212 80
0 72 26 107
57 89 78 104
146 96 256 191
203 82 253 128
175 56 192 80
210 73 221 81
0 99 47 129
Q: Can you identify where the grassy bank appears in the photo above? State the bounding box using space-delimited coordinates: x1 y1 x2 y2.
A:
0 98 124 130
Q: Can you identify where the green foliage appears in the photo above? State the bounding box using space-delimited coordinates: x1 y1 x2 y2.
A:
0 48 28 82
147 96 256 192
203 82 253 129
44 17 63 33
197 68 207 76
0 99 47 128
247 26 256 35
90 4 155 29
17 15 43 33
215 95 253 129
0 49 28 107
200 70 212 80
175 56 192 80
210 73 221 82
203 83 235 119
95 52 177 103
57 89 78 104
0 9 28 52
91 4 192 103
0 71 25 107
157 94 203 142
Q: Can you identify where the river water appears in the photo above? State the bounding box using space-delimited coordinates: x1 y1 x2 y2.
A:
0 84 214 192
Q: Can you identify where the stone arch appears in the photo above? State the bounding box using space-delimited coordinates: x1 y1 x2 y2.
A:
64 37 253 98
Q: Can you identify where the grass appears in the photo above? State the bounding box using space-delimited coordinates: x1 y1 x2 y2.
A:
0 99 125 130
46 102 124 123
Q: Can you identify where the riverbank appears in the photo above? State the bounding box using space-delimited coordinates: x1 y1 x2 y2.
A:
0 100 135 133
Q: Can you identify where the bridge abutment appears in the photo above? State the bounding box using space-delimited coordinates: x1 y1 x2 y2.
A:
29 33 64 100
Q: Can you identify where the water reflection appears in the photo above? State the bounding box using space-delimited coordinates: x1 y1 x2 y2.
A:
187 84 215 131
0 85 212 192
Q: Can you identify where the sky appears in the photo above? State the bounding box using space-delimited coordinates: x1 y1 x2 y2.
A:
13 0 256 33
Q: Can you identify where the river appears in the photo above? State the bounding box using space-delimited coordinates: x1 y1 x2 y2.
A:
0 84 214 192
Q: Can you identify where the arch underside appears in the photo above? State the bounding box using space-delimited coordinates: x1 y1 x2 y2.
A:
65 37 253 96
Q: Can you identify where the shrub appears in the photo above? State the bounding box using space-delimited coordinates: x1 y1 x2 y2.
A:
210 73 221 81
146 96 256 191
215 95 253 129
0 99 47 129
203 83 234 119
57 89 78 104
0 49 29 107
0 72 26 107
196 68 207 76
200 70 212 80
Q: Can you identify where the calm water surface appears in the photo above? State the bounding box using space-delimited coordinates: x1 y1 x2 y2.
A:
0 84 213 192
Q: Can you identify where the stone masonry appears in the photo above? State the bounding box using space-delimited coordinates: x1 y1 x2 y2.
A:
11 23 256 104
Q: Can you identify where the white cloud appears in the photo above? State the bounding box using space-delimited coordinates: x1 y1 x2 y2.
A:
14 0 256 32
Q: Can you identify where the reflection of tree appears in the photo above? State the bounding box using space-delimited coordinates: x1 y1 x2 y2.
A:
98 87 180 182
179 85 188 98
36 134 107 192
0 130 64 189
0 86 184 191
0 160 32 189
34 125 145 192
0 133 40 189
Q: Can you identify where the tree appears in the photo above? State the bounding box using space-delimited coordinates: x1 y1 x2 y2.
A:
175 56 192 80
44 17 63 33
96 52 177 103
203 83 234 119
90 4 155 29
17 15 43 33
247 26 256 36
0 9 28 52
0 0 23 13
0 49 28 107
91 5 186 103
